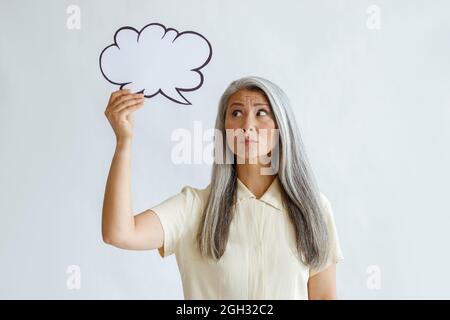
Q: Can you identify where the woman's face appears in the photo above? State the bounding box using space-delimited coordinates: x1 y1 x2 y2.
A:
224 88 278 163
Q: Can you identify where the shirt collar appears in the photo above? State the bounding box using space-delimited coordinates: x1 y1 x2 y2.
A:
236 176 284 211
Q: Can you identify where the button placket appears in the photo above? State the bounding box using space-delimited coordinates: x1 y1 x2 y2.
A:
250 199 266 298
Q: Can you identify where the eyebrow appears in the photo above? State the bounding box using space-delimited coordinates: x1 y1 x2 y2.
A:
229 102 269 108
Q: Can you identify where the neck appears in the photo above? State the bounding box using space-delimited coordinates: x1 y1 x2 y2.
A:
236 162 277 199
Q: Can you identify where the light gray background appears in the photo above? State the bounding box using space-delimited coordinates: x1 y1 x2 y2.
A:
1 0 449 299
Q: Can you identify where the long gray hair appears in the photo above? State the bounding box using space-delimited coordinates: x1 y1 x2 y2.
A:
196 76 330 270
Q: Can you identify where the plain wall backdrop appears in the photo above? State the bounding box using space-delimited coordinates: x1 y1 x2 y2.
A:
1 0 450 299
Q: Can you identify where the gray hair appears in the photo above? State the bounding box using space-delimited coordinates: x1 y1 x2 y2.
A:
196 76 330 270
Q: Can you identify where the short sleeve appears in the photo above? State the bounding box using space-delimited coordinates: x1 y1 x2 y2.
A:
151 186 197 258
309 193 344 277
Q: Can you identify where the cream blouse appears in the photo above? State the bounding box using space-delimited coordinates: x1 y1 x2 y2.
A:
151 176 344 299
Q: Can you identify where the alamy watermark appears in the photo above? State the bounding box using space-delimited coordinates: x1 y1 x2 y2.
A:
170 121 281 175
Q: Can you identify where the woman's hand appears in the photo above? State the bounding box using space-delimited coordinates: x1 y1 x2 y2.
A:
102 89 164 252
104 89 145 142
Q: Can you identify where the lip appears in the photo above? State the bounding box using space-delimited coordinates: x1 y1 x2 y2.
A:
242 138 258 144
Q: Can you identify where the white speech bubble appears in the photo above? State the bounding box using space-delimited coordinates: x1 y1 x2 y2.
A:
99 23 212 105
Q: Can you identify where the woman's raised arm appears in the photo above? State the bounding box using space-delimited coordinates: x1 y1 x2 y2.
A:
101 89 163 251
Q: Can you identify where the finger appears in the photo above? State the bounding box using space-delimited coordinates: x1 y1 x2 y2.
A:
109 89 135 108
109 89 130 104
113 96 144 113
121 101 145 117
105 90 133 114
111 89 134 105
113 92 143 106
109 93 143 112
114 96 144 112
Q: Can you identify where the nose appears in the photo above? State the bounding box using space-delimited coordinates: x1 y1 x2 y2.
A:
242 114 256 134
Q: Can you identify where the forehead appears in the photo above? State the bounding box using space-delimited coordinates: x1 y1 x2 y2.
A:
228 89 269 104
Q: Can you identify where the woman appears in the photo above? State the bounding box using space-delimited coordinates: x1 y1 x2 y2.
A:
102 76 344 299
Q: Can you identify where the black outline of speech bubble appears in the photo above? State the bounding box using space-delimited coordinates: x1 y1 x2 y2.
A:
99 22 212 105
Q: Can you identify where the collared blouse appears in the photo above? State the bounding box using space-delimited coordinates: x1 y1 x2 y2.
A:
151 176 344 299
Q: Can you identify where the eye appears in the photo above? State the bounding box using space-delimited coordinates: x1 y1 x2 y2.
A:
231 110 242 117
256 109 269 116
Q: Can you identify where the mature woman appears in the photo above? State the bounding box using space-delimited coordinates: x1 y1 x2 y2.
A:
102 76 344 299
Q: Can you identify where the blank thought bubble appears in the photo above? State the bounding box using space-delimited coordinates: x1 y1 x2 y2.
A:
99 23 212 105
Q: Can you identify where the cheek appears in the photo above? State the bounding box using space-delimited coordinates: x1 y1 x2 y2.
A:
225 131 235 149
257 119 276 137
224 127 242 152
224 116 238 130
258 115 277 128
258 122 277 152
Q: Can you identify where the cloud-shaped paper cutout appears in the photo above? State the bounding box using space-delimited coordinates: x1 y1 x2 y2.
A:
99 23 212 105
